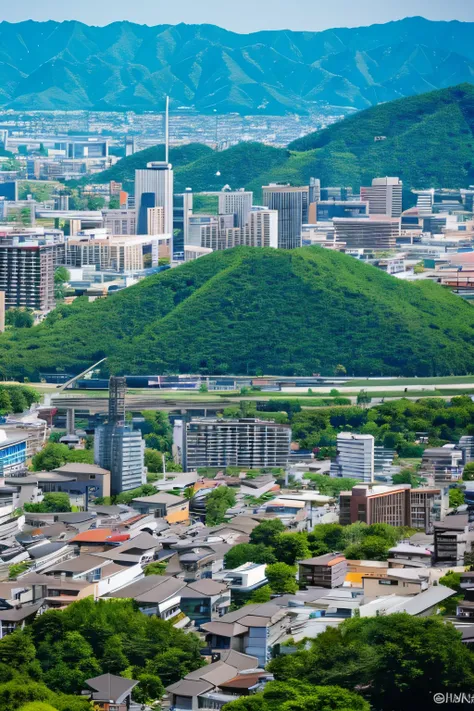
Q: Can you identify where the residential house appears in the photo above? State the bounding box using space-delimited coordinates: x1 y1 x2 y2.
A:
298 553 347 588
83 673 138 711
166 650 261 711
131 492 189 524
240 475 277 499
106 575 186 623
434 514 474 565
201 603 290 667
179 579 231 628
387 543 433 568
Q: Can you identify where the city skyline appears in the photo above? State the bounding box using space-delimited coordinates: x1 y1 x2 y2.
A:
1 0 474 33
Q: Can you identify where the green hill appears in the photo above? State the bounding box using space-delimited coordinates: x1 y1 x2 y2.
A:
84 84 474 195
2 247 474 380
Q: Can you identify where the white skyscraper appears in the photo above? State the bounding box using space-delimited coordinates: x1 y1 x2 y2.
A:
218 190 253 227
360 177 403 218
331 432 375 482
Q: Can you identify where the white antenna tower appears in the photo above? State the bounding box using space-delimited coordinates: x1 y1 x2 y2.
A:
165 95 170 164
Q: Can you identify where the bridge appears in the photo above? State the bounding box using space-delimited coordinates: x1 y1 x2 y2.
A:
50 394 238 414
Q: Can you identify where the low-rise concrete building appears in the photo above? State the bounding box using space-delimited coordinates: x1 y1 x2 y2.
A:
298 553 347 588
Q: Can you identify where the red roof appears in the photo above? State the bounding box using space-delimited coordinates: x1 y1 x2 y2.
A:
70 528 130 544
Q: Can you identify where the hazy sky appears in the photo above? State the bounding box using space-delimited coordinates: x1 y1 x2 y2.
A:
2 0 474 33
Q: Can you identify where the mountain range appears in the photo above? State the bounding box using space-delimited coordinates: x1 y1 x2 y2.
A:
80 84 474 194
2 247 474 379
1 17 474 112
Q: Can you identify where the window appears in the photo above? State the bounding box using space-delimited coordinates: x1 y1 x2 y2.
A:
89 475 96 480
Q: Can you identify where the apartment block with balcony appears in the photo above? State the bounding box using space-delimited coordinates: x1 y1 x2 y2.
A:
0 236 55 312
434 514 474 565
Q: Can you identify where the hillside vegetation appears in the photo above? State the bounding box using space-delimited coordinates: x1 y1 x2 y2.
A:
2 247 474 379
2 17 474 112
84 84 474 195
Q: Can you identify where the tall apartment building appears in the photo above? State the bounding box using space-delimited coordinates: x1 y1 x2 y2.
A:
459 436 474 464
147 206 165 235
183 418 291 470
218 190 253 227
309 177 321 204
331 432 374 482
360 177 403 218
0 235 55 312
173 190 193 256
419 446 463 485
262 185 304 249
415 190 434 216
339 484 446 533
65 234 163 272
135 162 173 249
203 209 278 251
102 209 136 236
94 377 145 495
333 217 400 250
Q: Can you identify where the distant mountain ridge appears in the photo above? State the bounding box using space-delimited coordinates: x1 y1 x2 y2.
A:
0 17 474 112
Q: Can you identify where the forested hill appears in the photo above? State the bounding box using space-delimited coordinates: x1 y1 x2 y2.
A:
80 84 474 195
2 247 474 380
1 17 474 112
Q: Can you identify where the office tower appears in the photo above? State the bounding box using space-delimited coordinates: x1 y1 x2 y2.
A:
316 200 368 221
147 206 165 235
0 291 4 333
135 162 174 237
108 376 126 424
218 190 253 227
125 136 137 157
173 190 193 257
360 177 403 218
459 436 474 464
246 208 278 248
262 185 304 249
94 377 145 495
331 432 375 482
333 217 400 250
188 215 216 247
183 418 292 470
102 209 137 235
309 177 321 205
0 236 55 311
65 233 163 272
416 190 434 216
200 214 234 251
320 187 353 201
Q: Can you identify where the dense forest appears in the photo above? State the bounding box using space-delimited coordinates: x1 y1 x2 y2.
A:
1 247 474 379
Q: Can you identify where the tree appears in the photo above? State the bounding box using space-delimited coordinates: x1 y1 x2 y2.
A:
18 704 59 711
222 681 370 711
102 634 128 674
31 444 93 472
273 533 311 566
265 563 297 594
132 673 164 704
144 561 167 576
247 585 272 604
439 571 462 593
5 308 34 329
0 389 13 415
356 390 372 407
24 493 71 514
54 267 70 301
334 365 347 376
9 561 30 579
392 469 423 487
199 382 208 393
268 614 474 711
205 487 237 525
250 520 286 548
224 543 276 569
144 448 163 474
9 388 28 413
449 487 465 508
463 463 474 481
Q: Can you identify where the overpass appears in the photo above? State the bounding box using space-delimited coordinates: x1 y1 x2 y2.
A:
50 394 238 414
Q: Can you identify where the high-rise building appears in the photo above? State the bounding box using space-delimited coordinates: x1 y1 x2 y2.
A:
135 161 174 249
320 187 353 201
331 432 375 482
183 418 291 470
218 190 253 227
173 190 193 258
94 377 145 495
459 436 474 464
245 208 278 248
0 291 4 333
309 177 321 205
360 177 403 218
415 190 434 216
316 201 368 221
262 185 304 249
333 217 400 250
0 235 55 312
102 209 137 236
147 206 165 235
